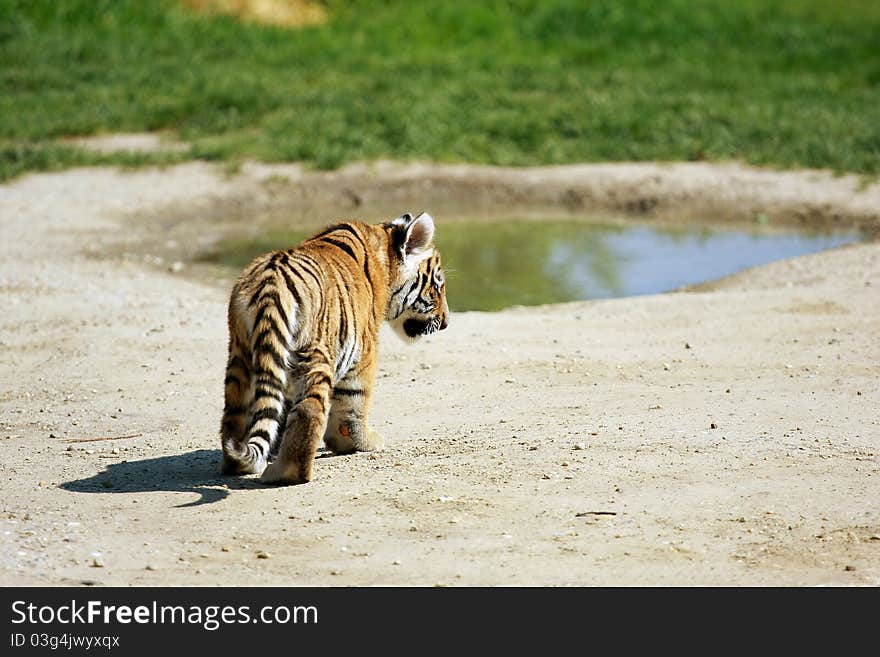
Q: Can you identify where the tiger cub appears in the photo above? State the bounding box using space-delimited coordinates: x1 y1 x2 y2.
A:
220 212 449 485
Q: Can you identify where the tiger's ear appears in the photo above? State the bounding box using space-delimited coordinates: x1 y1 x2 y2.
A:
392 212 435 260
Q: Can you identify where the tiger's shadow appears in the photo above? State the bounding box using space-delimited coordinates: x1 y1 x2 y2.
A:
60 448 332 508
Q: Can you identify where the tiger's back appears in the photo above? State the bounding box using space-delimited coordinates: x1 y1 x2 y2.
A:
221 212 448 485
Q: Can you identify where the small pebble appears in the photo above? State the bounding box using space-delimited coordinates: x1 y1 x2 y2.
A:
710 423 718 429
844 565 856 572
572 443 586 450
256 551 271 559
91 558 104 568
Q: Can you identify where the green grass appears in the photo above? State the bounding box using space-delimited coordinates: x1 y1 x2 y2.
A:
1 0 879 181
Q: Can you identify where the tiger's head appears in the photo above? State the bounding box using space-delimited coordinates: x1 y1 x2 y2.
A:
385 212 449 342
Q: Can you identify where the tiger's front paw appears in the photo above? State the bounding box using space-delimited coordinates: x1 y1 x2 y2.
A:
259 458 310 486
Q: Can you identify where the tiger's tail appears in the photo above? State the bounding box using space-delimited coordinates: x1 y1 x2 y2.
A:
222 270 296 474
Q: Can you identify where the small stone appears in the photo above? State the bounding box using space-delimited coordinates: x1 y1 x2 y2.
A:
560 461 570 467
91 558 105 568
392 559 401 566
710 423 718 429
504 378 516 383
572 443 586 450
541 473 551 480
255 551 271 559
844 565 856 572
648 404 662 410
145 564 156 571
330 569 341 576
684 342 692 349
220 546 231 552
662 363 670 371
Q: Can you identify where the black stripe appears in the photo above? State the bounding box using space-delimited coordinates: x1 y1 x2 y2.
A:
253 321 289 353
335 223 366 249
278 261 303 307
363 253 374 300
321 236 359 262
250 407 280 424
255 290 290 332
291 259 323 291
228 356 248 372
263 347 286 370
254 388 282 403
304 392 325 403
312 372 332 387
224 404 246 414
310 224 341 240
248 429 271 443
254 375 284 392
251 303 270 333
333 387 364 397
338 295 349 354
391 281 408 298
248 282 267 308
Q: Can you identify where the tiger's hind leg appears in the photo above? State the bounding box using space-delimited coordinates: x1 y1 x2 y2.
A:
220 334 254 474
323 362 384 455
260 352 332 485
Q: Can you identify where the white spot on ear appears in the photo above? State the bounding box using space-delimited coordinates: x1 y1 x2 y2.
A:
391 212 414 228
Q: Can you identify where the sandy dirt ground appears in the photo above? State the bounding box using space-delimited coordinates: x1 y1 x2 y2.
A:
0 160 878 586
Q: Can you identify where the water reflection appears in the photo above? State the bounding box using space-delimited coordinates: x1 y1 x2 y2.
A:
198 220 860 311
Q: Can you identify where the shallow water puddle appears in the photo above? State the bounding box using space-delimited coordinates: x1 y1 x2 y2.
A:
198 220 861 311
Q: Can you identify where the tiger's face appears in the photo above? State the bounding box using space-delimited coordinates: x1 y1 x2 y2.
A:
385 213 450 342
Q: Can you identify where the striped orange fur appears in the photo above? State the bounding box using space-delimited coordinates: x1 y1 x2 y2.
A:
220 212 448 485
